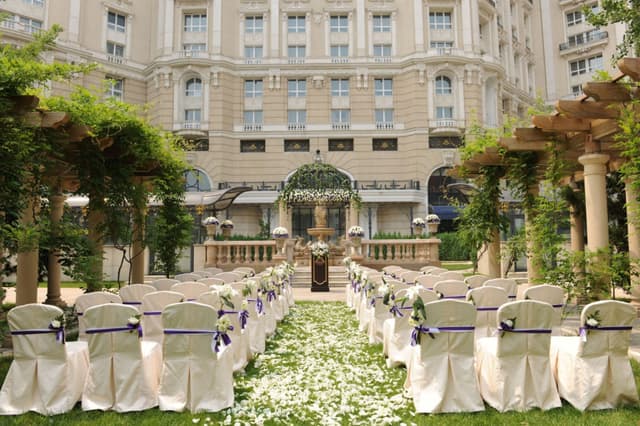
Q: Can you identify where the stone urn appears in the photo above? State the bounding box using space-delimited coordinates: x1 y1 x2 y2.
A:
275 237 286 255
427 223 439 235
314 203 328 228
414 226 424 237
220 220 234 240
205 224 217 241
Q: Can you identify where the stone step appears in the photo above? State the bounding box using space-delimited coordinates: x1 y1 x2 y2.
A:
291 267 349 288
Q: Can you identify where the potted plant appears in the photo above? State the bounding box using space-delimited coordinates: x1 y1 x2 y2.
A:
272 226 289 254
412 217 426 237
220 219 234 240
348 225 365 245
426 214 441 235
202 216 219 240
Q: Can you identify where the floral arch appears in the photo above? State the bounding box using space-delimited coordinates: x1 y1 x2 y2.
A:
277 163 360 206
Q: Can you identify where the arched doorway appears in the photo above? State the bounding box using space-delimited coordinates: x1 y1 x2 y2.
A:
427 166 466 232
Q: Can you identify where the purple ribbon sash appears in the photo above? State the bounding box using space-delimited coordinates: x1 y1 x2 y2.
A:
123 301 142 305
86 324 143 338
551 304 565 308
266 290 277 303
579 325 632 341
143 311 162 316
498 327 551 334
247 298 264 314
442 295 466 299
11 328 65 344
163 328 233 352
217 309 250 330
411 325 475 346
476 306 500 311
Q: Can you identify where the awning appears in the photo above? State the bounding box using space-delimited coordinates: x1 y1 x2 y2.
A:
65 186 253 211
431 205 459 221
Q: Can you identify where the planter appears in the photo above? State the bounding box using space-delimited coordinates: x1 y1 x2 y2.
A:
205 224 217 241
427 223 439 235
222 227 232 240
414 226 424 237
275 237 286 255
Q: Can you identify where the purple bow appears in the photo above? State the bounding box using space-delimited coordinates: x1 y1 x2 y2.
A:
579 325 632 341
267 290 277 302
239 310 249 330
212 327 233 352
127 322 143 338
247 298 264 315
389 305 403 317
48 324 65 343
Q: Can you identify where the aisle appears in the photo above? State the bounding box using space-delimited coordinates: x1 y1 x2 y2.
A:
222 302 410 425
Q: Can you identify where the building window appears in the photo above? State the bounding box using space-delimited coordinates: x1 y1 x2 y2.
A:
245 16 263 33
374 78 393 96
288 79 307 97
185 109 201 123
329 139 354 151
287 110 306 130
429 11 452 30
331 109 351 124
184 43 206 52
331 78 349 97
566 10 583 27
243 110 263 127
106 77 123 100
375 109 394 127
245 80 263 98
245 46 263 60
372 15 391 32
330 15 348 32
570 84 582 96
569 54 603 76
373 44 391 58
287 45 306 58
373 138 398 151
185 78 202 97
241 140 266 152
183 138 209 151
429 136 462 148
288 15 305 33
430 41 453 49
330 45 349 59
436 106 454 119
107 11 126 33
435 76 452 95
184 13 207 32
106 41 124 57
19 17 42 33
284 139 310 152
184 169 212 192
23 0 45 6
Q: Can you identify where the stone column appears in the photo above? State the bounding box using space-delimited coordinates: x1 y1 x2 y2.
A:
130 206 146 284
348 199 359 230
625 180 640 296
87 207 105 289
579 153 610 252
486 229 501 278
16 198 39 305
525 185 541 281
45 193 65 306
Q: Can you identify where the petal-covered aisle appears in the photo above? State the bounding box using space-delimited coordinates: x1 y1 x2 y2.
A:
220 301 410 425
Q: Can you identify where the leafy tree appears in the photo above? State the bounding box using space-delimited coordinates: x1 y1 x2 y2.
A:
585 1 640 60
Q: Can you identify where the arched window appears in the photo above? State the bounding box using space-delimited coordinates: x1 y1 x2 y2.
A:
184 168 212 192
435 75 452 95
185 78 202 97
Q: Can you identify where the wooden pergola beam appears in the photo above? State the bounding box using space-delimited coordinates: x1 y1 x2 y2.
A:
582 82 633 102
531 115 592 132
591 119 620 141
500 137 548 152
514 127 554 141
618 57 640 81
556 100 620 119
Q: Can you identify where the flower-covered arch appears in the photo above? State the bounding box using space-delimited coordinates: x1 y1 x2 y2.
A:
277 163 360 206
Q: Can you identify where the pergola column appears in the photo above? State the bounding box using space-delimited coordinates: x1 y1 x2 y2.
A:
525 184 541 281
578 153 610 252
625 179 640 293
16 197 39 305
347 199 359 231
87 207 105 287
130 205 146 284
45 192 65 306
278 202 291 231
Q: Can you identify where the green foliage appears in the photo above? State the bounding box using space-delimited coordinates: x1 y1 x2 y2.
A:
585 0 640 60
503 227 527 276
147 201 193 278
616 99 640 229
372 232 414 240
438 232 473 261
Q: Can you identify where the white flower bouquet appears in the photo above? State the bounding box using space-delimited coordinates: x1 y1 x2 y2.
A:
220 219 234 229
412 217 426 228
348 225 364 237
272 226 289 238
426 214 441 224
202 216 219 226
311 241 330 257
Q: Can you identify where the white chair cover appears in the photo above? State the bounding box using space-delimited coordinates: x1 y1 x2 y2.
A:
75 292 122 340
174 273 202 282
466 286 508 340
82 304 161 412
214 272 245 283
245 286 268 354
408 300 484 413
170 282 209 301
483 278 518 299
476 300 561 412
414 274 443 290
433 280 468 300
119 284 156 313
426 267 448 275
464 274 489 289
382 265 403 274
550 300 639 411
0 304 89 415
383 289 438 368
141 291 185 343
158 302 234 412
437 271 464 281
192 270 212 278
399 270 422 285
204 267 224 275
419 265 438 273
366 292 394 344
151 278 180 291
233 267 255 277
523 284 565 331
198 277 226 286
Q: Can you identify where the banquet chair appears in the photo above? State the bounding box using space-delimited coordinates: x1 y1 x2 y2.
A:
399 270 422 285
407 300 484 413
119 284 156 313
383 289 438 368
238 282 267 354
483 278 518 299
433 280 468 299
419 265 438 273
151 278 180 291
141 291 185 343
214 272 245 283
158 302 234 412
204 267 224 275
174 273 202 282
466 286 509 340
82 304 161 412
233 267 255 277
75 292 122 340
476 300 561 412
382 265 403 275
437 271 465 281
414 274 443 290
426 267 448 275
464 274 489 289
523 284 565 332
0 304 89 415
170 281 209 301
198 277 226 287
192 270 212 278
550 300 639 411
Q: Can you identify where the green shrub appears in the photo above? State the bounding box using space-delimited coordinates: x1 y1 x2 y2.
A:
438 232 473 261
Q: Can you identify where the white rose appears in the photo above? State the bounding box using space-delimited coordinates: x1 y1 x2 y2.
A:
503 319 514 328
128 316 140 326
586 318 599 327
50 320 61 329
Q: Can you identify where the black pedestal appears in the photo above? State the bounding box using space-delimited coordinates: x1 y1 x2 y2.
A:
311 255 330 292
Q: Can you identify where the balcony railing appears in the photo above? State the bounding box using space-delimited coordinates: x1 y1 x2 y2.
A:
559 30 608 51
432 119 458 128
331 122 351 130
288 57 305 64
179 50 205 58
288 122 306 131
374 56 392 63
243 123 263 131
331 57 350 63
375 121 395 130
183 121 202 129
354 180 421 190
218 181 284 191
107 54 126 65
245 58 263 64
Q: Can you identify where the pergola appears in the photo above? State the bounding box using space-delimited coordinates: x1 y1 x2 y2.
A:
459 58 640 282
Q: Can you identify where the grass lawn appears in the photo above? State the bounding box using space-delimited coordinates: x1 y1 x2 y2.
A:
441 261 473 272
0 301 638 425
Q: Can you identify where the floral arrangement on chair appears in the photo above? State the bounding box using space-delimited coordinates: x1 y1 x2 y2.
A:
272 226 289 238
348 225 365 237
202 216 219 226
311 241 329 257
220 219 234 229
412 217 426 228
426 214 441 224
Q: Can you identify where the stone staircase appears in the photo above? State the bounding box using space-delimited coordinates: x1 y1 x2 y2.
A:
291 266 349 289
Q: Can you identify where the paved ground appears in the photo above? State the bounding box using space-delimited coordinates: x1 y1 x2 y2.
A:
6 284 640 362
